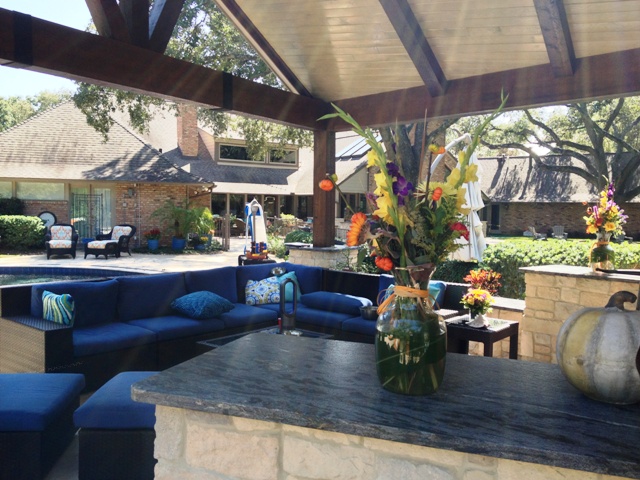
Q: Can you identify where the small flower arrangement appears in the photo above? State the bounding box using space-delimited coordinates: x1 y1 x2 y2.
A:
584 182 627 236
144 228 161 240
464 269 502 295
461 288 494 316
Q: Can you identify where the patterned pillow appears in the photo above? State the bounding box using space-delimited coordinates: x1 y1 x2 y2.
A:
245 276 281 305
171 291 234 319
42 290 75 326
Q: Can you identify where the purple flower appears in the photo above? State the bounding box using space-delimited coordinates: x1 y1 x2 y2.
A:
386 162 399 177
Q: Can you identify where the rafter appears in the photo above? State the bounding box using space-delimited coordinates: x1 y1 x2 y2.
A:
378 0 447 97
149 0 185 53
533 0 575 77
214 0 312 97
119 0 150 49
85 0 130 43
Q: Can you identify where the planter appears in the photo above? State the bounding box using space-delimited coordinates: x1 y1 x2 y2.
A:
147 239 159 251
171 237 187 251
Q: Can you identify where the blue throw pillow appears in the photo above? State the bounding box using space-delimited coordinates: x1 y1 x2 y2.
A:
171 291 234 319
429 281 446 308
42 290 75 326
245 277 281 305
276 271 302 302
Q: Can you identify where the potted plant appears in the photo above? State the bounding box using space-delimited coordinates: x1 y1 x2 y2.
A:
460 288 495 326
151 200 215 251
144 228 161 251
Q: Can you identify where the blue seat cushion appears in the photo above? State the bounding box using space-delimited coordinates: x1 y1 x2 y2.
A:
31 279 119 327
171 291 235 319
0 373 85 431
128 315 226 341
116 273 187 322
295 305 354 330
184 267 238 303
74 371 157 430
301 291 372 316
219 303 277 329
342 316 377 337
72 323 157 357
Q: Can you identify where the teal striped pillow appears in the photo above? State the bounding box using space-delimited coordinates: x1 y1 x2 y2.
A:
42 290 75 326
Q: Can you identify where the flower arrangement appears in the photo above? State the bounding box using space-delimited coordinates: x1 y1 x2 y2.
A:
464 269 502 295
584 182 627 236
144 228 161 240
461 288 494 316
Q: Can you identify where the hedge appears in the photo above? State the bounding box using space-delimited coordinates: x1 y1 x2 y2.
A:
0 215 47 250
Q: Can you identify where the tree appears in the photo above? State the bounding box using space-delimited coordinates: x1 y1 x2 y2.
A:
73 0 312 158
478 98 640 202
0 91 71 132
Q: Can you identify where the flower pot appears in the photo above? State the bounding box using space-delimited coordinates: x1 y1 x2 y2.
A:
590 232 615 272
171 237 187 251
375 265 446 395
147 239 159 251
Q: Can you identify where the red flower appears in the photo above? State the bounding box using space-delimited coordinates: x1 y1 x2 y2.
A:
451 222 469 241
375 256 394 271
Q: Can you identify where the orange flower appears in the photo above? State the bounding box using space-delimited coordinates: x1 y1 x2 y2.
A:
432 187 443 202
319 178 334 191
375 256 394 271
346 212 368 246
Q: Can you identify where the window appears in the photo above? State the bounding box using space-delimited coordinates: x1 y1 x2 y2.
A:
16 182 64 200
0 182 11 198
219 144 258 162
218 141 298 166
269 149 297 165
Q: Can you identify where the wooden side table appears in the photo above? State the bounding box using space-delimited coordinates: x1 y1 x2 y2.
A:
446 316 519 359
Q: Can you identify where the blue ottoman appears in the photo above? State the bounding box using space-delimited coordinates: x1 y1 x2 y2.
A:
0 373 85 480
74 371 157 480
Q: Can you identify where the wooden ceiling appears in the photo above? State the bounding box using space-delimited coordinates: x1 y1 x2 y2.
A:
2 0 640 130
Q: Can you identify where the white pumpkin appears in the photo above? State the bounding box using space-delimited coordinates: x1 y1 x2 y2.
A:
556 291 640 405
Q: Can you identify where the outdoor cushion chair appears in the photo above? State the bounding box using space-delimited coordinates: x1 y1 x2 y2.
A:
45 224 79 259
84 224 136 259
230 218 247 237
528 226 547 241
551 225 568 240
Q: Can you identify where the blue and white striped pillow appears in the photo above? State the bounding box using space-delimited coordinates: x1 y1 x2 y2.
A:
42 290 75 326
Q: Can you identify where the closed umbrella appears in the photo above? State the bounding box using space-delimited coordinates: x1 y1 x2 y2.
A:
244 199 268 256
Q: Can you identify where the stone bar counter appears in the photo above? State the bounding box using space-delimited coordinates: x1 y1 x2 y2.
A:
133 334 639 480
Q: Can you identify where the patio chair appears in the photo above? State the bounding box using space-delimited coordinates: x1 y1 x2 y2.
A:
230 218 247 237
551 225 568 240
84 224 136 259
528 226 547 241
45 224 79 259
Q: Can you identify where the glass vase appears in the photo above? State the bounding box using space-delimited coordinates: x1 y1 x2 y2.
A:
375 264 447 395
590 232 615 272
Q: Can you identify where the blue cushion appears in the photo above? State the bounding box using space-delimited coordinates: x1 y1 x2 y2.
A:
0 373 85 431
342 316 377 337
116 273 187 322
171 291 234 319
184 267 238 302
42 290 75 326
295 304 353 330
31 279 119 327
219 303 277 329
72 323 157 357
286 264 322 296
276 271 302 302
301 291 372 316
128 315 226 341
74 371 156 430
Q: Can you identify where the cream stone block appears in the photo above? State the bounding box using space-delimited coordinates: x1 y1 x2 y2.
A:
533 333 550 346
155 406 185 461
283 424 356 445
533 352 551 362
375 456 456 480
184 410 231 426
554 302 582 323
232 416 278 432
463 470 495 480
467 454 498 468
525 284 537 298
578 291 609 308
533 344 551 355
185 423 279 480
521 318 561 336
554 276 576 288
536 286 560 301
496 459 601 480
575 277 609 294
155 463 223 480
524 297 555 312
283 436 375 479
520 330 533 358
525 274 555 287
533 310 554 320
559 288 581 304
364 437 464 467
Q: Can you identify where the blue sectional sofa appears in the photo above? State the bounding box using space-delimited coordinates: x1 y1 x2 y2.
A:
0 263 468 390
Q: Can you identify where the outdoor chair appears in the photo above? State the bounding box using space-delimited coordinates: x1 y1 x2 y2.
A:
84 224 136 259
45 224 79 259
528 226 547 241
230 218 247 237
551 225 568 240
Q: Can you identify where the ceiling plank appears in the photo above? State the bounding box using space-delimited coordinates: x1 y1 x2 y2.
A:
84 0 131 43
119 0 150 49
149 0 186 53
0 9 329 129
378 0 447 97
214 0 312 97
533 0 575 77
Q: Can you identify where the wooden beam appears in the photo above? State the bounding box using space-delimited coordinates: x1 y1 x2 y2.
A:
533 0 575 77
329 47 640 130
0 8 329 130
119 0 150 49
149 0 186 53
84 0 130 43
313 130 336 248
378 0 447 97
214 0 312 97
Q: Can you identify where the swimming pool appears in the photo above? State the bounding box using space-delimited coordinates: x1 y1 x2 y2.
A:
0 267 142 286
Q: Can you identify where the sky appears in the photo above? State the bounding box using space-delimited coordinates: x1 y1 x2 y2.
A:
0 0 92 98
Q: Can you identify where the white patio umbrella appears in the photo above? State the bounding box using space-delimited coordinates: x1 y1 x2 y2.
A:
244 199 268 255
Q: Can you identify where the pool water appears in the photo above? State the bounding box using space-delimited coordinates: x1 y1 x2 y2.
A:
0 268 139 286
0 274 104 286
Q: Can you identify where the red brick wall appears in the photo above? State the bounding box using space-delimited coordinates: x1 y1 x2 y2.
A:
177 105 199 157
22 201 70 223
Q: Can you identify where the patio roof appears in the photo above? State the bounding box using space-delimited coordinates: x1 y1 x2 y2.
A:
2 1 640 129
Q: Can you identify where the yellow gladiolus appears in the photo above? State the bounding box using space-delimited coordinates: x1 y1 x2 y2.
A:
464 164 478 183
374 195 394 224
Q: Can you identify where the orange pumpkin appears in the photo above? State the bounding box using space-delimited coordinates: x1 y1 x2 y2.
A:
319 178 334 191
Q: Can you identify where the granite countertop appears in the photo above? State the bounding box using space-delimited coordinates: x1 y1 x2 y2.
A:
133 334 640 479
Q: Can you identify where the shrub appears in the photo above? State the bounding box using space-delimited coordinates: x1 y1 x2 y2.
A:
432 260 478 283
0 198 25 215
284 230 312 244
0 215 46 250
267 234 288 259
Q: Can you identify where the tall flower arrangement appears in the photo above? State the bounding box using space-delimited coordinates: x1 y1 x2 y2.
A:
584 182 627 236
